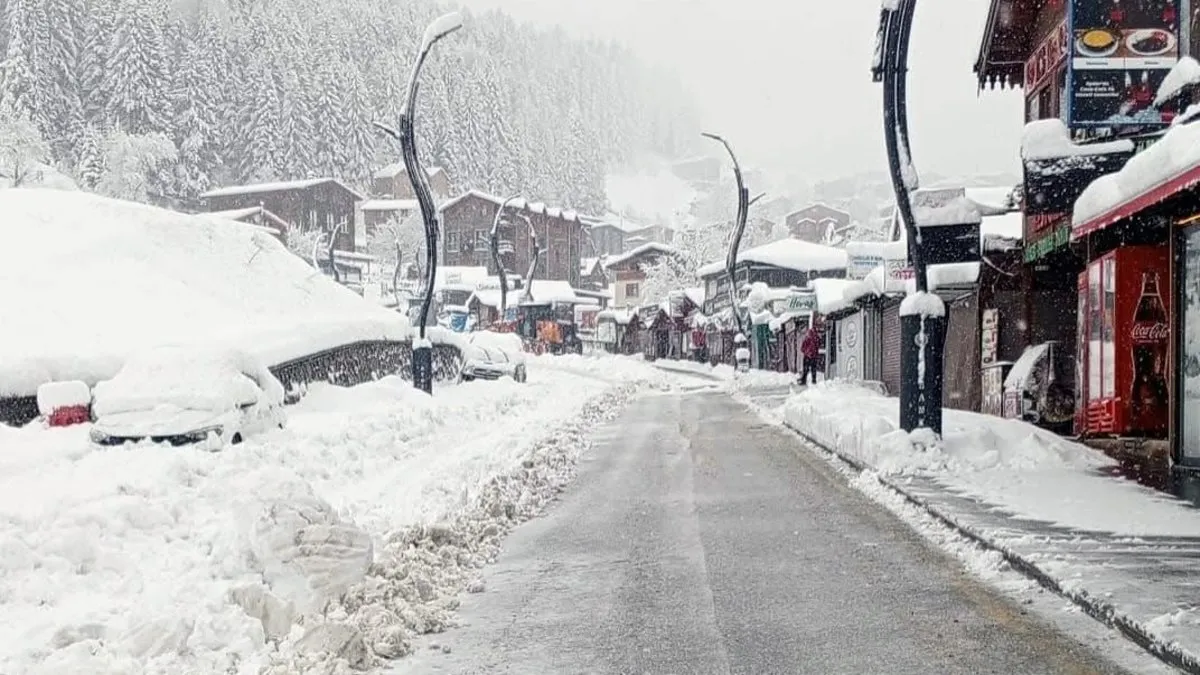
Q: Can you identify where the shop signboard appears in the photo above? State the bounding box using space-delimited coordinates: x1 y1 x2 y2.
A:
597 319 617 344
1068 0 1181 128
1026 19 1071 93
786 291 817 313
981 309 999 366
886 259 914 285
982 367 1005 417
847 251 885 280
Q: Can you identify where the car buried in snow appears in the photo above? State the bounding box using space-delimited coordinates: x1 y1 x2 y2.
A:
88 346 286 450
458 331 528 383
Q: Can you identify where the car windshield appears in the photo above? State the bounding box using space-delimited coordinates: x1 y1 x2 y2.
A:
92 347 263 416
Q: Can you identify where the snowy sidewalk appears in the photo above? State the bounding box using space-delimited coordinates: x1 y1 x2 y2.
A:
0 355 673 675
749 382 1200 673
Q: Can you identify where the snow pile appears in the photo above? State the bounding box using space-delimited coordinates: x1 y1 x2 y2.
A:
911 191 981 227
605 165 698 226
697 238 848 277
809 278 858 315
0 356 667 674
35 381 90 416
1073 116 1200 229
1020 118 1134 161
1155 56 1200 106
899 291 945 317
0 189 410 397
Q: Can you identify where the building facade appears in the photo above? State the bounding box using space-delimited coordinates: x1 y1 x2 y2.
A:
199 178 363 252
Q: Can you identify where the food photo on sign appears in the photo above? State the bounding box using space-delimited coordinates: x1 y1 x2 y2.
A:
1069 0 1180 127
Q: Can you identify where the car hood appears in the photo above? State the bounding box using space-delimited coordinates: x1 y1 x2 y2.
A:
93 407 225 439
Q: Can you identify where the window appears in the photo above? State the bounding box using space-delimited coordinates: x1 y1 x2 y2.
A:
446 231 460 251
626 282 640 299
474 229 489 250
326 212 334 231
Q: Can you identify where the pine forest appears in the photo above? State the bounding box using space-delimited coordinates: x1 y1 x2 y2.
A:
0 0 699 213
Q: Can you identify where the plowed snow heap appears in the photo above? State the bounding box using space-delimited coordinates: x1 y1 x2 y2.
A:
0 188 410 397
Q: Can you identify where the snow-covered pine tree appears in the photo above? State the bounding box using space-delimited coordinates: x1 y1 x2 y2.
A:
0 0 39 122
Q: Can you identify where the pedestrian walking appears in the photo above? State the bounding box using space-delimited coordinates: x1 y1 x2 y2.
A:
800 324 821 385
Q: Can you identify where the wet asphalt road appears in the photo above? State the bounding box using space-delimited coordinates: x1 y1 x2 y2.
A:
391 388 1132 675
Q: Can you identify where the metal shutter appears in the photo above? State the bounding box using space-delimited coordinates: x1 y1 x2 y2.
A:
881 301 902 396
943 296 981 411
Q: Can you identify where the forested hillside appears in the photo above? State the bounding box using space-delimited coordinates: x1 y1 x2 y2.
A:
0 0 698 212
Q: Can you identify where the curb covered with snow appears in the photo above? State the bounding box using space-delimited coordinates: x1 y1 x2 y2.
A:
759 384 1200 674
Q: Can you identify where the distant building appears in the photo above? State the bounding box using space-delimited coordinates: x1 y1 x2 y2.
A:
602 242 677 309
205 205 289 245
198 178 364 252
785 204 852 245
372 164 451 201
357 198 418 236
671 156 722 185
439 190 585 287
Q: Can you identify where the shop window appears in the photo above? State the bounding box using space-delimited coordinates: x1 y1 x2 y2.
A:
626 282 640 299
1088 263 1102 400
1103 257 1116 397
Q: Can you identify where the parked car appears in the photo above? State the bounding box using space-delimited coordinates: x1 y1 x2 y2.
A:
458 331 528 383
89 346 286 450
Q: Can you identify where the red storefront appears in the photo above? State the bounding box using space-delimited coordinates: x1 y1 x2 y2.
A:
1071 120 1200 470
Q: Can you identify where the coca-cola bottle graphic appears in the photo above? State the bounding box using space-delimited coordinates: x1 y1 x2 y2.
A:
1130 271 1170 433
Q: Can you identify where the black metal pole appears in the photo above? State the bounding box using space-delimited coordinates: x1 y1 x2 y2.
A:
392 12 463 394
876 0 944 434
489 195 520 324
702 132 751 339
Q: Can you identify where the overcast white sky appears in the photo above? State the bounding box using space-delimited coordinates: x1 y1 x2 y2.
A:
457 0 1025 184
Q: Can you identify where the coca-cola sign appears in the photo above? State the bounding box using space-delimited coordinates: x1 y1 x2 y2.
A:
1132 322 1169 342
1025 20 1069 92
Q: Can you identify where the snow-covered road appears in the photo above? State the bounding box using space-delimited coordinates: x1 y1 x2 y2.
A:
0 355 668 675
388 387 1142 674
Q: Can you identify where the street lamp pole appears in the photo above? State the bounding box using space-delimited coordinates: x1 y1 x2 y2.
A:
701 132 751 337
874 0 946 435
379 12 464 394
489 194 522 324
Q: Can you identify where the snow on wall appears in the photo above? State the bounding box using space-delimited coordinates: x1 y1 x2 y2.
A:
899 291 946 318
1073 116 1200 229
0 189 411 397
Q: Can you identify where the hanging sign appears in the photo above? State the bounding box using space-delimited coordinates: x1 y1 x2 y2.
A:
786 291 817 313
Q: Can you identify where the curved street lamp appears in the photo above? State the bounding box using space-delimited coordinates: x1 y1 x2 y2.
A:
875 0 946 435
701 132 751 336
376 11 464 394
488 194 522 324
520 213 540 304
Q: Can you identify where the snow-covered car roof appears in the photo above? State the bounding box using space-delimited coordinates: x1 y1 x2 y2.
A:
92 346 284 417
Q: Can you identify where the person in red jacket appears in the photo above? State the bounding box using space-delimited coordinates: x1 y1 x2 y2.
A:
800 324 821 385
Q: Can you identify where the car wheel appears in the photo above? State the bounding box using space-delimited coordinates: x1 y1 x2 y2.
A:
514 365 527 383
231 432 244 445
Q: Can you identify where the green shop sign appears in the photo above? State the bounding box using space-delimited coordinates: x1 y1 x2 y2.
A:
786 291 817 313
1024 224 1071 262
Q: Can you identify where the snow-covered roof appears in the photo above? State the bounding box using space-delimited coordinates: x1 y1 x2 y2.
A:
683 287 705 307
1020 118 1134 161
785 202 850 221
911 188 982 227
697 238 848 278
1073 116 1200 235
199 178 364 201
438 189 580 223
373 164 445 181
359 199 418 212
963 186 1015 215
809 278 859 315
603 242 677 270
470 280 580 308
584 215 645 234
203 206 290 234
981 211 1023 244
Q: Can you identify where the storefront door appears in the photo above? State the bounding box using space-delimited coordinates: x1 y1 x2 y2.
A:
1178 226 1200 465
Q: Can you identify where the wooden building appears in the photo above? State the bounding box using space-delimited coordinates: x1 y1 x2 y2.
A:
439 190 585 287
199 178 363 252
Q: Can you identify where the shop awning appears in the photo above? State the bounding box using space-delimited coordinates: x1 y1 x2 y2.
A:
1072 120 1200 239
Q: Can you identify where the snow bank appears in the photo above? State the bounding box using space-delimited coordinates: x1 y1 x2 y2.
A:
0 189 411 397
0 355 669 674
781 382 1200 536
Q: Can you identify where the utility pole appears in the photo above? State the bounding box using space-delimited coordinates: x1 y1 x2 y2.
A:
873 0 946 436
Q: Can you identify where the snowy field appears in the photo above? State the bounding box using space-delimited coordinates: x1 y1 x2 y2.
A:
0 355 670 675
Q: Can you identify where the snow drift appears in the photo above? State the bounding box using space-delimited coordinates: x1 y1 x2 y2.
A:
0 189 410 396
